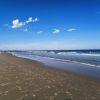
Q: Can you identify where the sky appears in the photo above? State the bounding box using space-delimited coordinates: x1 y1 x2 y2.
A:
0 0 100 50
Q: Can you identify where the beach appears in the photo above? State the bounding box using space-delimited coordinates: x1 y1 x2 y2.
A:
0 52 100 100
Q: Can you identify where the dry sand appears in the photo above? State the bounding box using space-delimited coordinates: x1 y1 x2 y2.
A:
0 52 100 100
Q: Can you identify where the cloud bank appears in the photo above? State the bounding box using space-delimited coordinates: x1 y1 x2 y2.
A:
0 41 98 50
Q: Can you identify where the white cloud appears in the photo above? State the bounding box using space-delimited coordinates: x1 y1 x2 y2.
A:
11 17 39 29
53 28 60 34
67 28 76 32
33 18 39 22
12 19 25 29
26 17 39 23
37 31 43 34
26 17 33 24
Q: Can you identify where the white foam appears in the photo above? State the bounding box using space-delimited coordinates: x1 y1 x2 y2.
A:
57 52 100 57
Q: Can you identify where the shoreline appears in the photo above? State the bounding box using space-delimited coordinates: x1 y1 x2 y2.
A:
11 52 100 79
0 52 100 100
11 53 100 80
11 52 100 68
27 55 100 68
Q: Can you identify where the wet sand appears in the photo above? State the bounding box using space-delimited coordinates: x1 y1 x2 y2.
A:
0 52 100 100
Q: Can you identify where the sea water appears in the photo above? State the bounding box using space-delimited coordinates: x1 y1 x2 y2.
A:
9 50 100 78
13 50 100 66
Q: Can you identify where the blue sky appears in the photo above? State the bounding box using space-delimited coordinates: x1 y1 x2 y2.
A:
0 0 100 50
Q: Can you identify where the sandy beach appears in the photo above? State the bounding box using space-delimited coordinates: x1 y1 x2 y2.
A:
0 52 100 100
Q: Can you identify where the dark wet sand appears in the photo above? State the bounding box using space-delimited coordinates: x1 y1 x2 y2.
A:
0 52 100 100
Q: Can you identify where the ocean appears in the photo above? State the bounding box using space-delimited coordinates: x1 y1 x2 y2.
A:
9 49 100 78
10 49 100 67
